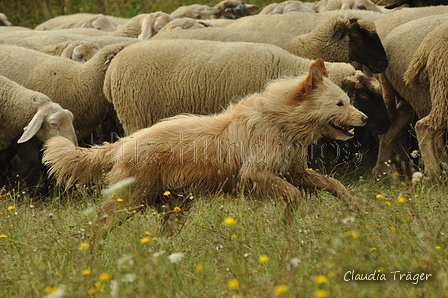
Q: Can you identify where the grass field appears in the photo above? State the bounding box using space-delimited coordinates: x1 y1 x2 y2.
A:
1 167 448 297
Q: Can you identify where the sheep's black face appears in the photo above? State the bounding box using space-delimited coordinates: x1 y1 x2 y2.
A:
342 75 390 135
223 4 251 19
347 21 389 74
385 0 448 9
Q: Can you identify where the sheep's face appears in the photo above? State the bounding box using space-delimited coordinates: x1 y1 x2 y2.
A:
346 19 388 74
341 72 390 135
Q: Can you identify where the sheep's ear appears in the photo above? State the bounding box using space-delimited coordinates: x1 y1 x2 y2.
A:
245 4 260 13
326 22 347 46
17 107 48 144
307 58 327 91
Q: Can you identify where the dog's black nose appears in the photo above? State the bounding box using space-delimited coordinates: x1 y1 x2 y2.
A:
361 114 369 124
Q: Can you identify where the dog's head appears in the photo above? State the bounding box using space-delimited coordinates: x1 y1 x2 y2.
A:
285 59 368 142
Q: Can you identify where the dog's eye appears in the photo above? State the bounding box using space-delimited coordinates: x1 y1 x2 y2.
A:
337 101 344 106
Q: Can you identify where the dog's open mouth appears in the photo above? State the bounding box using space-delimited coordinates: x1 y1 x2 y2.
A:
330 122 355 137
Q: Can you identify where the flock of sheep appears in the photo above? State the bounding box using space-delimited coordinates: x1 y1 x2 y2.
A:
1 0 448 193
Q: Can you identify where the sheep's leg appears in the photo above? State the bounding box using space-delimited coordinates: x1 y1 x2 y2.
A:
415 117 442 180
372 100 414 177
289 170 361 213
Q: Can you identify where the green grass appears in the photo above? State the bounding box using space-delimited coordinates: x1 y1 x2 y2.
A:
1 170 448 298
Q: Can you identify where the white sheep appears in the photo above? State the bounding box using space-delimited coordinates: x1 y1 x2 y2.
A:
61 12 174 40
52 13 117 32
314 0 383 13
158 18 212 32
374 5 448 39
170 4 215 19
153 14 388 74
258 1 316 14
371 14 448 177
0 29 138 62
43 40 100 63
222 10 383 35
402 19 448 178
171 0 260 19
0 13 12 26
0 74 78 186
103 39 387 136
35 13 114 30
0 43 128 140
0 74 77 150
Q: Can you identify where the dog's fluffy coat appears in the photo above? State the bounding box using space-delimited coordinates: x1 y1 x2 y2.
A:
43 59 367 234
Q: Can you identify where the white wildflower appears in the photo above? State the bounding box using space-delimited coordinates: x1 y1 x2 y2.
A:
412 171 423 184
168 252 184 263
341 216 355 224
410 150 419 159
290 258 301 267
102 177 136 195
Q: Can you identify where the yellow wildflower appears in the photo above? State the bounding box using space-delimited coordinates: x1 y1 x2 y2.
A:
82 269 91 275
7 206 15 211
315 289 327 298
258 255 270 263
344 231 358 239
88 288 97 294
157 213 162 219
151 237 158 241
163 191 171 196
79 242 89 250
44 286 58 294
0 235 7 238
195 264 204 273
275 284 289 296
390 227 397 233
140 237 150 244
397 197 406 203
223 217 236 226
173 206 181 212
230 234 237 241
116 198 123 202
227 279 239 290
99 273 111 281
144 231 151 235
385 201 392 206
375 194 384 199
315 275 328 284
436 246 442 250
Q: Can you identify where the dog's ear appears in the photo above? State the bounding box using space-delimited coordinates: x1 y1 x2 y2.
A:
306 58 328 92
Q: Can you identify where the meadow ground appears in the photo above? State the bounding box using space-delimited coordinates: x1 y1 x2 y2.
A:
1 167 448 298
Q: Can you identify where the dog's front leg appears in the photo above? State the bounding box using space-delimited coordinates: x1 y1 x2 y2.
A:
290 170 362 212
242 168 303 222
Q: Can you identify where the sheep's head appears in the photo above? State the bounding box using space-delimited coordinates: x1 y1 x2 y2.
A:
18 102 78 146
327 17 388 74
385 0 448 9
341 71 390 135
209 1 260 19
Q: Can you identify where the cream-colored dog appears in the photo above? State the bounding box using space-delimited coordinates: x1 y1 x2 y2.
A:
43 58 367 236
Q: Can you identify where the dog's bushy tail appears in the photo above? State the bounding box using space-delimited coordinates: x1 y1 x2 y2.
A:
43 136 113 188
